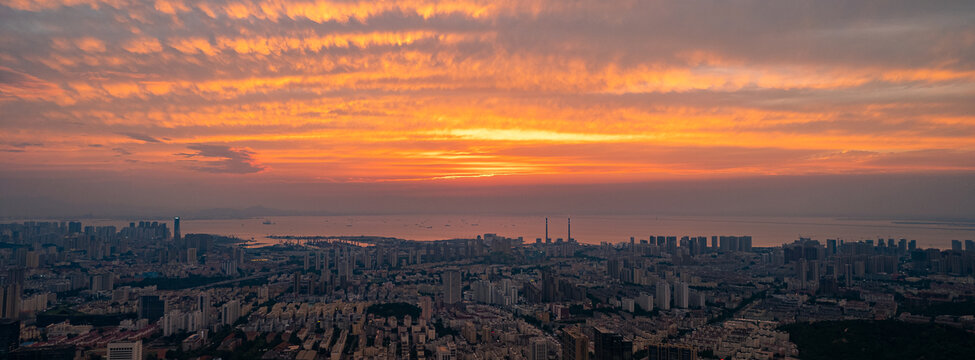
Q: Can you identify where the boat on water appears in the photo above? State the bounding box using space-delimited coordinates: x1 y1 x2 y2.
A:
262 219 274 225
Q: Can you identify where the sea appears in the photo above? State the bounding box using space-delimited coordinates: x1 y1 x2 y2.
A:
63 215 975 249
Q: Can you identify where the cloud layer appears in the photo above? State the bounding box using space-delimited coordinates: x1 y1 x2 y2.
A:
0 0 973 189
177 144 265 173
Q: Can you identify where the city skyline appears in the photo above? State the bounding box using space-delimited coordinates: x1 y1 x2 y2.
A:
2 1 975 219
2 218 974 359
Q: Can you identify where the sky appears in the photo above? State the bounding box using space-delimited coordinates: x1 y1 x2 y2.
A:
1 0 974 218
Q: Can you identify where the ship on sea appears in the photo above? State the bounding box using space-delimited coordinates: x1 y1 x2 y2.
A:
262 219 274 225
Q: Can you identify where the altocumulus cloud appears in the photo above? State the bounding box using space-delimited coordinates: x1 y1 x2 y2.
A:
118 132 163 143
177 144 265 174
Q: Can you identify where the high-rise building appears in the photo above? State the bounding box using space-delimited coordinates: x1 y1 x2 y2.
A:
542 268 558 302
420 296 433 321
637 292 653 312
443 270 462 304
607 259 621 280
107 341 142 360
656 282 670 311
197 293 210 325
1 283 21 319
473 280 492 304
186 248 197 264
233 247 245 266
593 327 632 360
138 295 165 322
561 327 589 360
951 240 962 251
24 251 39 268
739 236 752 252
162 310 181 336
666 236 677 254
173 216 181 241
221 300 241 325
809 260 820 284
292 272 300 295
89 273 114 292
673 281 689 309
798 258 808 289
844 263 853 287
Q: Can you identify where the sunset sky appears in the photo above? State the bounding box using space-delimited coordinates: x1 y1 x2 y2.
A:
1 1 974 218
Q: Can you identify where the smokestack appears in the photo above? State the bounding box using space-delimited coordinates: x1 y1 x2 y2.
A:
568 217 571 243
545 217 549 243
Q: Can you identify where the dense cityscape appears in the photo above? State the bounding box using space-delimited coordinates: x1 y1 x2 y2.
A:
0 217 973 360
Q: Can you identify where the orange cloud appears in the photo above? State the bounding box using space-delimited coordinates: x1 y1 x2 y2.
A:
0 66 66 103
122 37 163 54
167 37 218 55
76 37 106 52
154 0 189 14
229 0 532 23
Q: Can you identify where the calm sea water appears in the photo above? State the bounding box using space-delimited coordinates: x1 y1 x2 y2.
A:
71 215 975 249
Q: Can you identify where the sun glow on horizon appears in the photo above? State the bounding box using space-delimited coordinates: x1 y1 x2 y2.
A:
1 0 974 184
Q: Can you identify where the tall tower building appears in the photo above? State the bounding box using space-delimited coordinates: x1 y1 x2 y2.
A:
173 216 181 242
